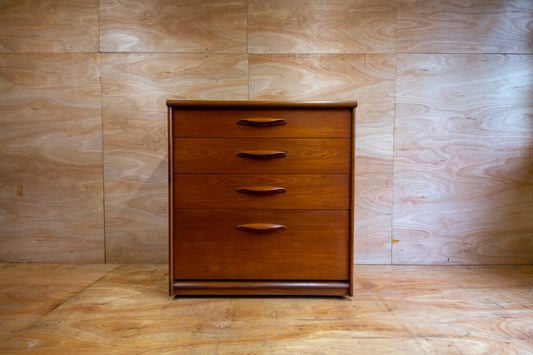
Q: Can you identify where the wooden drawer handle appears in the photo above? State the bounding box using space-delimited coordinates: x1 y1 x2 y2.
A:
237 118 287 127
236 223 286 232
237 186 286 195
236 150 286 159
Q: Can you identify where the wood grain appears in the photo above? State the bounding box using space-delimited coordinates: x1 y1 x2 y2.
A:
173 210 350 280
172 107 352 138
394 54 533 264
0 54 105 263
2 263 532 353
0 263 117 344
0 0 99 53
173 138 351 174
398 0 533 54
248 0 396 53
173 174 350 210
101 53 248 263
99 0 247 53
250 53 396 264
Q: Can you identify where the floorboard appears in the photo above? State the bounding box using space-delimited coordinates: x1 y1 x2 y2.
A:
1 264 531 353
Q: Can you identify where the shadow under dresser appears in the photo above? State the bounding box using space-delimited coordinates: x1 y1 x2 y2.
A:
167 100 357 296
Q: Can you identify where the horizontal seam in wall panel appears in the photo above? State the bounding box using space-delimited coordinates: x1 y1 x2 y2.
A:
248 52 397 55
396 52 533 55
98 51 249 55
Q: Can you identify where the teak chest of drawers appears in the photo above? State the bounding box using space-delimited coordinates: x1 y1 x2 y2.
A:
167 100 357 297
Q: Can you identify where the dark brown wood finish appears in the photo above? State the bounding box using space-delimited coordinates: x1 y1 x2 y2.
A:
173 138 351 174
173 174 349 210
173 210 349 280
168 106 174 296
171 281 350 296
172 108 351 138
168 100 357 296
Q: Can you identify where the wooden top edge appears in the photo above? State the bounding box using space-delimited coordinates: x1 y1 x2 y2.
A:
166 100 358 108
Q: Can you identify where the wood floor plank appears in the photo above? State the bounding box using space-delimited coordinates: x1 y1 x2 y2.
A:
1 264 531 353
0 263 118 344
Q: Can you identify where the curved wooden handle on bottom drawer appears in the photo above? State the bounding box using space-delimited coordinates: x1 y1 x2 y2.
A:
237 186 286 195
236 150 286 159
236 223 286 232
237 118 287 127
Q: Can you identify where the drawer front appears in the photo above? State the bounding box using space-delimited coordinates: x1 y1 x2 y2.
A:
172 138 351 174
172 108 352 138
172 210 350 280
173 174 349 210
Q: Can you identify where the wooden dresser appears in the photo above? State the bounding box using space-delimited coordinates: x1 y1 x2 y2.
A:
167 100 357 296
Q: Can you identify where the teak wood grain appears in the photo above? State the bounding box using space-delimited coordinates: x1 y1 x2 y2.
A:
172 108 351 138
173 174 350 210
168 100 355 296
172 209 350 281
172 138 351 174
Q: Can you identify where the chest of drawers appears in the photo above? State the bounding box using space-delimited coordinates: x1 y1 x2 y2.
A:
167 100 357 296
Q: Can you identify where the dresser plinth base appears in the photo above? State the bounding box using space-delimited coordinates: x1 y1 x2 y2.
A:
171 280 350 297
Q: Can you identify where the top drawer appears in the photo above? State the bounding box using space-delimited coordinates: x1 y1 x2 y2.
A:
171 108 352 138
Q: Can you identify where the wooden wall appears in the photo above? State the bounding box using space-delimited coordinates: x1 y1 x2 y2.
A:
0 0 531 264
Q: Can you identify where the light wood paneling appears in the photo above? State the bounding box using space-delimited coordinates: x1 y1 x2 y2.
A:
99 0 247 53
1 0 531 265
0 263 117 343
248 0 396 53
1 263 532 353
0 54 105 263
394 54 533 264
101 53 248 263
0 0 99 53
398 0 533 53
249 53 395 264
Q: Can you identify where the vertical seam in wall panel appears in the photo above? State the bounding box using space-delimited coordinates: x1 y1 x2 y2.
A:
100 59 107 265
388 0 398 266
97 0 107 263
246 0 250 100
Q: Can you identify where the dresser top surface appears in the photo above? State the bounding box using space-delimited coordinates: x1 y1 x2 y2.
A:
166 100 358 109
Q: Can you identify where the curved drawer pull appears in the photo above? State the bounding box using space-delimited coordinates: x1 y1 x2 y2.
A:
236 223 286 232
236 150 286 159
237 186 286 195
237 118 287 127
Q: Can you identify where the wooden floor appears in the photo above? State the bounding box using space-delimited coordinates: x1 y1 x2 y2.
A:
0 264 532 354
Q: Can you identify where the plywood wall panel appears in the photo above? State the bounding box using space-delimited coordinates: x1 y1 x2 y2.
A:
101 53 248 263
398 0 533 54
0 54 104 262
249 53 395 264
0 0 99 53
248 0 396 53
393 54 533 264
99 0 247 53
